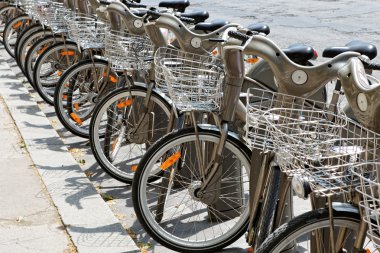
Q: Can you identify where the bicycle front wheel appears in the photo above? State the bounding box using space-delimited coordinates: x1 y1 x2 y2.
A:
255 206 377 253
90 86 172 184
132 127 252 252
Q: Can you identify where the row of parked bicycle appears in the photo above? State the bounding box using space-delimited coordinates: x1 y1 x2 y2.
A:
2 0 380 252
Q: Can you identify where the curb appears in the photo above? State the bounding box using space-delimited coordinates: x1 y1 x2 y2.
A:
0 47 139 253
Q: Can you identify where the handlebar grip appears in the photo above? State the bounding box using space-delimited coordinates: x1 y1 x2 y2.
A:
227 30 251 43
127 2 147 8
146 10 161 19
99 0 111 5
362 60 380 71
179 16 194 23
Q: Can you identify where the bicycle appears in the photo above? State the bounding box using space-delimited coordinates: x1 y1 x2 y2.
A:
87 8 325 184
130 28 379 252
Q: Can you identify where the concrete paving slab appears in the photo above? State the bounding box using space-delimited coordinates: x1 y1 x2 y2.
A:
0 95 72 253
0 48 139 252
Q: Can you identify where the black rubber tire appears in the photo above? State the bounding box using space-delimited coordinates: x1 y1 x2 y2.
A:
89 86 172 184
255 207 365 253
24 35 64 87
14 23 42 67
33 41 80 105
3 14 32 57
132 127 252 252
0 5 23 44
254 166 282 247
17 28 51 73
54 59 111 138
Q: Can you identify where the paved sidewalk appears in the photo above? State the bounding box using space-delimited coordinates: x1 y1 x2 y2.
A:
0 46 139 253
0 95 73 252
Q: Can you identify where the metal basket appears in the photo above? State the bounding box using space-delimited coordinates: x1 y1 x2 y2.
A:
30 0 52 22
66 14 106 49
104 29 154 71
245 88 343 151
352 162 380 247
44 2 71 33
154 47 224 112
246 88 380 196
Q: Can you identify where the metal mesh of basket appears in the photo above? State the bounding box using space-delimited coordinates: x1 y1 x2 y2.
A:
104 29 154 71
30 0 52 22
44 2 72 33
352 161 380 247
245 88 343 151
16 0 33 13
246 88 380 196
66 14 107 49
154 47 224 112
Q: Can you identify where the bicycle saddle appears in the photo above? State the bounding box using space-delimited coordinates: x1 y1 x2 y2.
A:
247 23 270 35
323 40 377 60
180 10 209 24
195 19 230 32
159 0 190 13
283 43 316 66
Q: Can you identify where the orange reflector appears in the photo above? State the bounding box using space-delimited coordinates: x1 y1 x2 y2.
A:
246 57 259 64
247 248 253 253
73 102 79 111
212 50 218 56
61 50 75 56
62 95 68 100
160 151 181 170
12 21 22 29
57 70 63 77
38 45 48 55
111 138 118 151
70 113 83 125
131 165 137 172
103 73 117 83
367 249 371 253
117 99 133 109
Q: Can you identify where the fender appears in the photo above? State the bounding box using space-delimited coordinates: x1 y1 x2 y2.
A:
134 81 174 107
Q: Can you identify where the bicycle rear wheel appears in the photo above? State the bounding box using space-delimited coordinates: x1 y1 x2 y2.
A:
90 86 172 184
255 206 377 252
132 127 251 252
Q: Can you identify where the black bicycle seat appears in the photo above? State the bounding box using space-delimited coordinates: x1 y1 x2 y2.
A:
247 23 270 35
323 40 377 60
194 19 230 32
180 10 209 24
283 43 316 65
159 0 190 12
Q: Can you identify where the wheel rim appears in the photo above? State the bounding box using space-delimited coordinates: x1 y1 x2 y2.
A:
91 89 171 181
269 218 378 252
137 132 250 249
55 61 111 137
35 44 80 103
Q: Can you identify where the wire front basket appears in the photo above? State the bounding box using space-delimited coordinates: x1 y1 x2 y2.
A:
246 88 380 196
104 30 154 71
352 162 380 247
154 47 224 112
66 14 106 49
44 2 71 33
